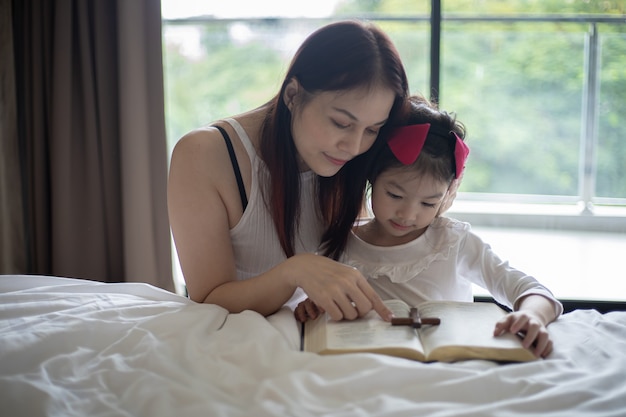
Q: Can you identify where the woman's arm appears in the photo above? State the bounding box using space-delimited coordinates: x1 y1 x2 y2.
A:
168 128 392 320
168 128 286 311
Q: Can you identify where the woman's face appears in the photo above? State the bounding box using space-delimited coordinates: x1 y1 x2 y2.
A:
285 80 396 176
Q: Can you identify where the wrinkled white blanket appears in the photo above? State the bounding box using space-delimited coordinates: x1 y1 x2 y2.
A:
1 275 625 417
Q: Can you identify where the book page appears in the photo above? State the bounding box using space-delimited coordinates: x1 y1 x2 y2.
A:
416 301 535 362
305 299 425 357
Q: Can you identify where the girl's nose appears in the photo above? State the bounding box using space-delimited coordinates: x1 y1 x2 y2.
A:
397 203 418 221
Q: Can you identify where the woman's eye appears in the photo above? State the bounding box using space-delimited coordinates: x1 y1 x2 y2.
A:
332 120 349 129
366 128 379 136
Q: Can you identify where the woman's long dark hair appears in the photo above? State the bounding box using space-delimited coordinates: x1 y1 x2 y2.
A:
260 20 410 259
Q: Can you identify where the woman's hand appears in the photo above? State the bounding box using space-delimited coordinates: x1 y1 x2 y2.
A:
494 311 553 358
283 253 392 323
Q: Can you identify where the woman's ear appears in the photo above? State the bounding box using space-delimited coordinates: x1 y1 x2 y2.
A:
283 77 300 111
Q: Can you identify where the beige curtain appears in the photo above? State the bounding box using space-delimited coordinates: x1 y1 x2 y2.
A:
1 0 174 292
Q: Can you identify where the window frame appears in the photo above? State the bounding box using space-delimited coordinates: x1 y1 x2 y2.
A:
162 12 626 234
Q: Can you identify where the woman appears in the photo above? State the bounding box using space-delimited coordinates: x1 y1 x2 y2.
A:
168 20 414 321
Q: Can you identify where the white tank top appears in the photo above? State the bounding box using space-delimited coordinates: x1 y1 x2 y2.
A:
224 119 323 306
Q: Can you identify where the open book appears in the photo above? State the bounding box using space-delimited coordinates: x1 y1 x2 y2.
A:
302 299 537 363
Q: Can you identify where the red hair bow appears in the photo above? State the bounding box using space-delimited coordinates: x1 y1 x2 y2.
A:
387 123 469 179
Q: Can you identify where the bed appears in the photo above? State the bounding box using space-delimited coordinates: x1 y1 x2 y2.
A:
1 275 625 416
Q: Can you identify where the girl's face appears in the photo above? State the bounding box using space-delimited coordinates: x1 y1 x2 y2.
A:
368 168 450 246
285 80 396 176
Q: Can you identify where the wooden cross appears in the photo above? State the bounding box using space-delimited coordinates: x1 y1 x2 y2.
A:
391 307 441 329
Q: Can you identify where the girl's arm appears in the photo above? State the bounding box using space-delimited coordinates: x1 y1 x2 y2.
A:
168 128 392 320
459 230 561 357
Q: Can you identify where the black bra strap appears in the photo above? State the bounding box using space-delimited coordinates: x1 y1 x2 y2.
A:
214 125 248 211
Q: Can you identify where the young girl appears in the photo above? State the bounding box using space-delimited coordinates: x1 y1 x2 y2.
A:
169 21 431 322
295 97 563 358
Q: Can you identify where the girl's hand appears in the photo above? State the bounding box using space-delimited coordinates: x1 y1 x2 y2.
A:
494 311 554 358
294 298 325 322
284 253 393 323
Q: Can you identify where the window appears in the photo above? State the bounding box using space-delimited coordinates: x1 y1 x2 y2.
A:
162 1 626 301
441 17 626 214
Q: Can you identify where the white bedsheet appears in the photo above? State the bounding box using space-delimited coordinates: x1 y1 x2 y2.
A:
1 275 625 417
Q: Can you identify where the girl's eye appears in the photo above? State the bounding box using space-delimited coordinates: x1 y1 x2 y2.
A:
386 191 402 200
422 202 437 208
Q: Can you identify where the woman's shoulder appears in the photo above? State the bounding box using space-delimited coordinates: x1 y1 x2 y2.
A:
168 127 231 200
169 127 233 182
173 105 267 155
173 125 226 155
220 106 268 148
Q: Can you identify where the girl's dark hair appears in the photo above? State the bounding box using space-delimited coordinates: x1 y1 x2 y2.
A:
368 95 467 188
259 20 410 259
